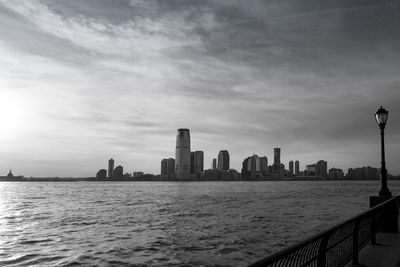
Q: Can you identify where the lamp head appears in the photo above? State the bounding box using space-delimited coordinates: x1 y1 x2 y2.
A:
375 106 388 127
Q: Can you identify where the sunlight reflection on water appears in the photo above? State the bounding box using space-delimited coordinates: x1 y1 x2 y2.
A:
0 180 399 266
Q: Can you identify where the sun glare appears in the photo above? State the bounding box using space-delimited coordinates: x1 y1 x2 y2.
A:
0 91 30 138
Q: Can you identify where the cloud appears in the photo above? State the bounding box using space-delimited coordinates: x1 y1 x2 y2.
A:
0 0 399 176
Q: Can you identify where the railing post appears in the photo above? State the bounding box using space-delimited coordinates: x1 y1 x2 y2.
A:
371 214 376 245
317 234 329 267
352 220 360 265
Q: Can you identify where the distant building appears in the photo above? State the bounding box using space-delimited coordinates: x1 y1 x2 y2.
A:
167 158 175 178
96 169 107 179
289 161 294 177
161 159 168 176
242 154 269 179
190 151 204 174
317 160 328 177
212 158 217 170
217 150 230 171
161 158 175 178
114 165 123 179
347 167 380 180
175 129 191 179
242 155 257 179
305 160 328 177
260 156 268 176
201 168 240 181
108 158 114 179
272 148 282 174
133 171 144 177
306 164 318 175
295 160 300 176
329 168 344 179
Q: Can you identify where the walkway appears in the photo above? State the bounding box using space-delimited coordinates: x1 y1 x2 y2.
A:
346 233 400 267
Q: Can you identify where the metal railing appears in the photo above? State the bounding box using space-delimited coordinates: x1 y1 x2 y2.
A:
249 196 399 267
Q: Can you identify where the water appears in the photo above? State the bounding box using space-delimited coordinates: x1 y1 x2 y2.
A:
0 181 399 266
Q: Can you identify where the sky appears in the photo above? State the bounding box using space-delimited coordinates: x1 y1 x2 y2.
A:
0 0 400 177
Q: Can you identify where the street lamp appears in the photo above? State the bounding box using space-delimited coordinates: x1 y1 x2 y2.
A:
375 106 391 197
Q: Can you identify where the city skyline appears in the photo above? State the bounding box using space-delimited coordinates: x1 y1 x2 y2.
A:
1 1 400 177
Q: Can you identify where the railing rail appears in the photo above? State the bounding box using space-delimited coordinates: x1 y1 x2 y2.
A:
249 196 399 267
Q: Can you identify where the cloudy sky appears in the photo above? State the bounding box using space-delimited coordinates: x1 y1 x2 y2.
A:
0 0 399 177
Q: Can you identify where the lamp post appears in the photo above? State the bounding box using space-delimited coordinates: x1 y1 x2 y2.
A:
375 106 392 197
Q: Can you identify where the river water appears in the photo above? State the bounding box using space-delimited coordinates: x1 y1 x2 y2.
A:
0 180 399 266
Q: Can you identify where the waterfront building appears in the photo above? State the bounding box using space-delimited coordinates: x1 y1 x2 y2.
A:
212 158 217 170
175 128 191 179
133 171 144 177
96 169 107 179
114 165 123 179
108 158 114 179
289 161 294 177
306 164 318 175
191 151 204 174
167 158 175 178
242 156 256 179
272 148 282 174
295 160 300 176
217 150 230 171
242 154 269 179
347 166 380 180
329 168 344 179
161 159 168 176
260 156 268 176
317 160 328 177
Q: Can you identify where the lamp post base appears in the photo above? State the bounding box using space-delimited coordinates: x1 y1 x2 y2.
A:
379 188 392 197
370 196 398 234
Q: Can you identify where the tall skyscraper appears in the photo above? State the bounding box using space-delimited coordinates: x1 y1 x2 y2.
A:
212 158 217 170
108 158 114 179
218 150 230 171
175 128 191 179
295 160 300 175
289 160 294 176
274 148 281 165
273 148 281 173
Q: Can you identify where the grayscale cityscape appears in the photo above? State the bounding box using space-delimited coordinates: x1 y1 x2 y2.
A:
1 1 400 266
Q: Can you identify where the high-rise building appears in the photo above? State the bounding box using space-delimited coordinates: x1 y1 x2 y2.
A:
108 158 114 179
242 154 268 179
175 128 191 179
295 160 300 176
289 161 294 176
317 160 328 177
191 151 204 174
161 159 168 176
218 150 230 171
190 152 195 174
274 148 281 165
212 158 217 170
273 148 281 173
260 156 268 176
114 165 123 179
167 158 175 178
